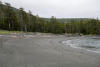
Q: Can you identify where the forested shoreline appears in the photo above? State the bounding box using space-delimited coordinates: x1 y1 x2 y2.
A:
0 1 100 34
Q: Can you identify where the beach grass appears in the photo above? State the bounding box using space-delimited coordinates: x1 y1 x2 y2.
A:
0 30 24 34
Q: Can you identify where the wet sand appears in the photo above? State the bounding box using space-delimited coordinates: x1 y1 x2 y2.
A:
0 34 100 67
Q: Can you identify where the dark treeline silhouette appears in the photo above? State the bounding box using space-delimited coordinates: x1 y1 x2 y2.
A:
0 1 100 34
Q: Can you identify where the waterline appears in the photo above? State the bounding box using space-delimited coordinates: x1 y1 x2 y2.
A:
62 37 100 53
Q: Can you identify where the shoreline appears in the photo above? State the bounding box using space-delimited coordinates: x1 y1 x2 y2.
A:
62 36 100 54
0 34 100 67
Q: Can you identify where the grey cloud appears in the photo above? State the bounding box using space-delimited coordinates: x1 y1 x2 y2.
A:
2 0 100 18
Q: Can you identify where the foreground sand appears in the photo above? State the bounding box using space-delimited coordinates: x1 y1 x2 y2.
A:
0 34 100 67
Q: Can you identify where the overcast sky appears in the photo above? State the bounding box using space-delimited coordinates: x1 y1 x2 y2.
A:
1 0 100 18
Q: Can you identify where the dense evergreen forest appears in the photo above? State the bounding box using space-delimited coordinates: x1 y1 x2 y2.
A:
0 1 100 34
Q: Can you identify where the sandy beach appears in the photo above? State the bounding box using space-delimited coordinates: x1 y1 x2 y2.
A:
0 34 100 67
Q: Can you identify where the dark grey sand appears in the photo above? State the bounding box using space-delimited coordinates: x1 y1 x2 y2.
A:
0 34 100 67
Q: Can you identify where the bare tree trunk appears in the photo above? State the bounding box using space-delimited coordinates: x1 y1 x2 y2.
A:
9 22 11 31
24 25 27 32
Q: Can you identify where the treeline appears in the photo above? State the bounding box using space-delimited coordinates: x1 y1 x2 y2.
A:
0 1 100 34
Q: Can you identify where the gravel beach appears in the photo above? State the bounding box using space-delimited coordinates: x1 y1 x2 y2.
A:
0 34 100 67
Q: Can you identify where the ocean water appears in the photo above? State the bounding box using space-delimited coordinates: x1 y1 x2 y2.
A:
62 37 100 53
